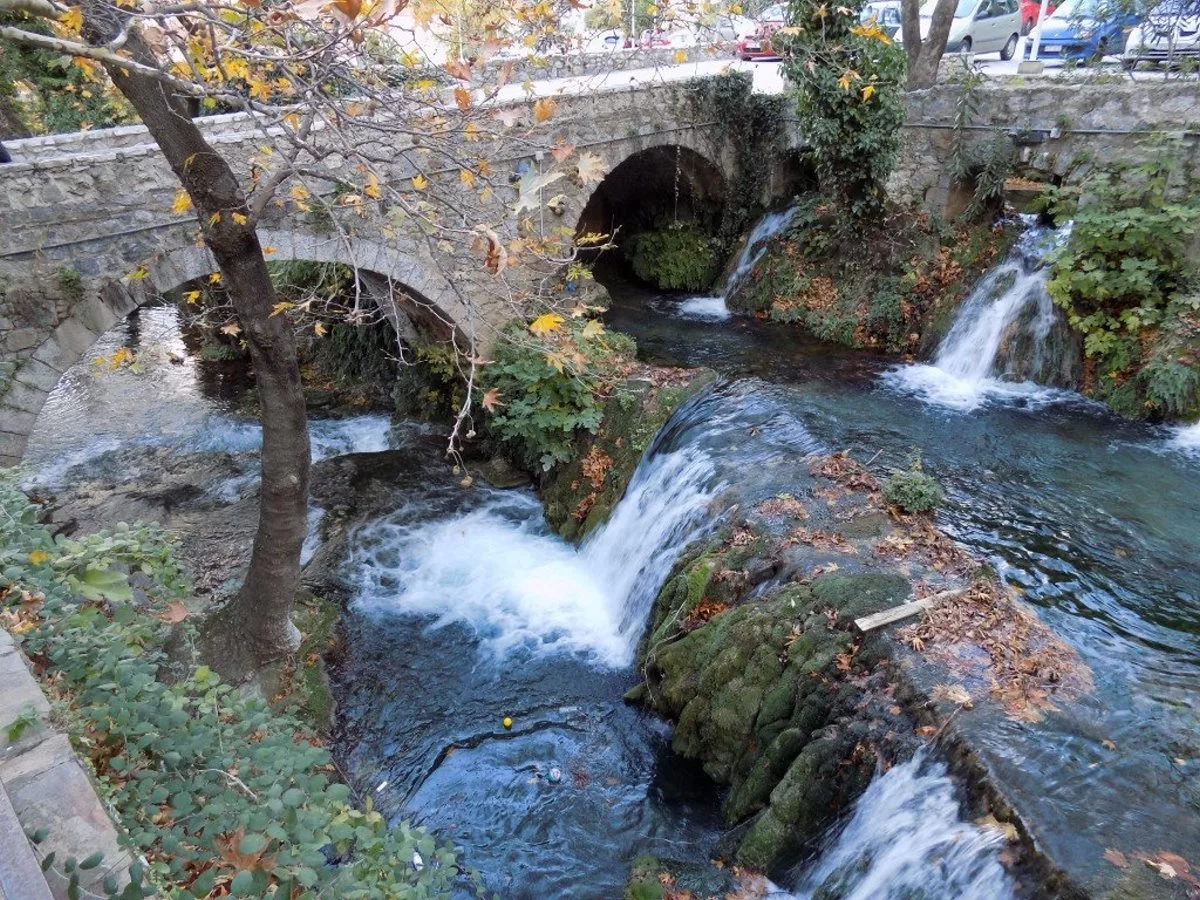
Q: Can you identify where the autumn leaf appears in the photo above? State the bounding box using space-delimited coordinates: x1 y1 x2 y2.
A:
231 212 248 226
155 601 189 624
411 173 428 191
674 49 687 64
1103 849 1129 869
270 301 294 316
59 6 82 33
544 351 566 373
460 168 476 188
481 388 504 412
209 272 223 285
454 87 472 111
184 290 202 305
445 58 473 81
837 69 860 90
533 97 555 123
314 321 327 336
494 107 522 128
331 0 362 19
975 815 1017 842
575 152 606 187
512 169 565 215
27 550 51 566
861 84 875 101
549 141 575 163
364 171 382 198
128 265 149 281
580 319 605 340
220 321 241 336
529 312 564 335
262 246 277 256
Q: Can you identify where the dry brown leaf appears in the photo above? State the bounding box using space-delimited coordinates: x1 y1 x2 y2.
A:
1104 849 1129 869
155 601 188 624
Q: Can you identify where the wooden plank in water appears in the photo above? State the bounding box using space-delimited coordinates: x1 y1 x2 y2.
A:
854 588 964 633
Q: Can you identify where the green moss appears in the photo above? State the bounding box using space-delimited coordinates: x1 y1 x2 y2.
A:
624 855 666 900
259 590 340 733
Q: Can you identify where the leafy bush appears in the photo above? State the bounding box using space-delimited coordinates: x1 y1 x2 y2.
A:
779 3 907 223
626 225 719 291
484 317 636 471
883 456 945 514
1044 160 1200 419
0 482 465 899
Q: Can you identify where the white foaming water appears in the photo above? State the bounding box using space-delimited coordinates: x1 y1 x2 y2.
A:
884 223 1071 411
349 444 719 667
1166 422 1200 460
675 295 733 321
786 753 1015 900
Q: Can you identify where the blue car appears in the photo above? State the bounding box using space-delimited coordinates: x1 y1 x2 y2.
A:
1024 0 1140 60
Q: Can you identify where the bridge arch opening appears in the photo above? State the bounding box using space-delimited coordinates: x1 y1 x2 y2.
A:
576 144 728 291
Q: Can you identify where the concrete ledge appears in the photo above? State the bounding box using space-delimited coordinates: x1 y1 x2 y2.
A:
0 631 132 900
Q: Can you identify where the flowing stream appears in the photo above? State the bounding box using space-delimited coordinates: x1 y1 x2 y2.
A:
18 229 1200 896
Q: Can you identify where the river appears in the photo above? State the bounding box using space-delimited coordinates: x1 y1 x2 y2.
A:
17 226 1200 896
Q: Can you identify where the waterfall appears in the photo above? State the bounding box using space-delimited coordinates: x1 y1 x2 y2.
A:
783 753 1015 900
883 222 1075 411
347 414 720 667
665 206 797 321
1167 421 1200 460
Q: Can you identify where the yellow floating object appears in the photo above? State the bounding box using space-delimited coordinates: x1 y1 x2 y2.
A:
502 716 513 730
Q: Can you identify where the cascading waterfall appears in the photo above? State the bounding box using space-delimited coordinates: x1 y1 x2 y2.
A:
784 753 1015 900
884 222 1075 410
1167 421 1200 459
348 424 720 667
667 206 797 321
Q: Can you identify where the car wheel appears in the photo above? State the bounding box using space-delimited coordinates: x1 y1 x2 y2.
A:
1001 33 1019 59
961 36 972 54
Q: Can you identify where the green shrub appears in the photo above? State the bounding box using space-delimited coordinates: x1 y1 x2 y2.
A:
393 341 465 421
626 226 719 292
883 456 945 514
0 482 465 899
484 319 636 471
1044 159 1200 420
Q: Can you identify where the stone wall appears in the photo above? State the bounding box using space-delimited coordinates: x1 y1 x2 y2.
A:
893 80 1200 214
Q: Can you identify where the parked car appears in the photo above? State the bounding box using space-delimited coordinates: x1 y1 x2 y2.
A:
1123 0 1200 68
1023 0 1139 60
737 3 787 59
861 0 904 36
901 0 1023 58
1019 0 1057 33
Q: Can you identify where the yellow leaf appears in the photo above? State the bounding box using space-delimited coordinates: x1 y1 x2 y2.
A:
364 172 382 199
128 265 149 281
464 122 481 142
209 272 223 285
28 550 51 565
674 49 687 64
270 301 295 316
454 87 472 111
184 290 202 305
544 351 566 373
172 190 193 214
460 169 476 188
411 173 428 191
314 321 327 336
647 3 658 13
533 97 555 123
263 245 277 256
220 321 241 336
231 212 248 225
861 84 875 101
837 69 860 90
580 319 605 340
529 312 564 335
481 387 504 412
59 6 82 33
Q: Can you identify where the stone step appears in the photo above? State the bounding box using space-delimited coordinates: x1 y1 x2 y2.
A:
0 777 53 900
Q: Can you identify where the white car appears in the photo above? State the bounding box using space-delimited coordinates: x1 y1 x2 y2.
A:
1124 0 1200 68
899 0 1023 58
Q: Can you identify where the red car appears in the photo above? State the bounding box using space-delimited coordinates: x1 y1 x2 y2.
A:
737 3 786 59
1019 0 1057 34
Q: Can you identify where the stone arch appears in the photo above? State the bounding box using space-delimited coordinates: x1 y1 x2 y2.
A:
0 227 472 466
575 143 729 243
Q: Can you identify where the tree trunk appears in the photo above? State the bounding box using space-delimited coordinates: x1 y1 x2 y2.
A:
903 0 960 89
82 6 310 681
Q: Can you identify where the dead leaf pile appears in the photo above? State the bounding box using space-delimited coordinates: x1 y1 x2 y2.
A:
754 493 809 522
898 579 1093 721
808 451 881 494
784 527 857 555
681 600 730 634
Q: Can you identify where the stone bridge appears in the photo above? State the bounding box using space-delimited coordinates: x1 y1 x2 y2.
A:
0 73 800 466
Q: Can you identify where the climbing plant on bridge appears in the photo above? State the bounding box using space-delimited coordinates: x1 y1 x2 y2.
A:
777 0 906 224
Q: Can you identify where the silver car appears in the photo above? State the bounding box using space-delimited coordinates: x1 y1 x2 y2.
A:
1124 0 1200 68
907 0 1024 57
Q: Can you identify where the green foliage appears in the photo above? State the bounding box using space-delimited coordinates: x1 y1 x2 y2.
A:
484 320 636 471
626 225 719 291
0 15 136 134
0 481 467 899
1044 159 1200 420
882 454 945 514
680 73 791 253
4 704 37 742
393 341 465 421
779 3 907 224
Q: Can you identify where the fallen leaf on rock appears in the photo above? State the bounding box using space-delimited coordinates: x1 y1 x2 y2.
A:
1101 738 1117 751
1103 849 1129 869
975 814 1018 842
155 601 188 624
